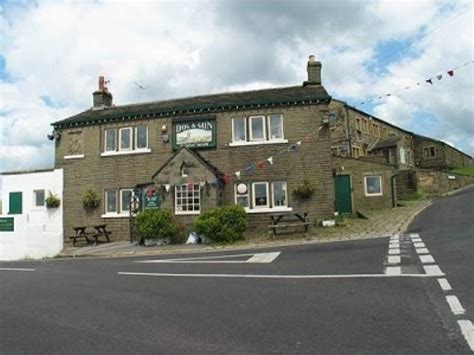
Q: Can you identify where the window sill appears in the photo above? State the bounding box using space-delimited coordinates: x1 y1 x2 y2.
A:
228 139 288 147
64 154 85 160
101 149 151 157
365 193 383 197
101 213 130 218
245 207 293 214
175 211 200 216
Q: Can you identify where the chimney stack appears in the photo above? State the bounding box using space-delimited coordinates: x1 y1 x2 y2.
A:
303 55 322 86
93 76 113 110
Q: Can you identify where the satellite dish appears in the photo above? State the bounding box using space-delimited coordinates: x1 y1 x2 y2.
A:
47 133 55 141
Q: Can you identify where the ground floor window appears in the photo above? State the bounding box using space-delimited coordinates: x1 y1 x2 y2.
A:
235 181 288 211
175 184 200 214
364 175 383 196
33 189 45 207
105 188 133 215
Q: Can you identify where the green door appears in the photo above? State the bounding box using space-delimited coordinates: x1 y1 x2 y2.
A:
9 192 23 214
334 175 352 214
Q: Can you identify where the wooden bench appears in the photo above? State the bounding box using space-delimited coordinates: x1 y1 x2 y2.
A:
89 224 112 246
269 212 311 238
69 226 93 246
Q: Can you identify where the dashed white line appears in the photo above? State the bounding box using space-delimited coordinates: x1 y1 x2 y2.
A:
388 248 400 255
419 255 435 264
437 278 452 291
423 265 444 276
416 248 430 254
413 242 426 248
457 320 474 352
410 233 420 238
446 295 466 315
388 256 401 264
385 266 402 275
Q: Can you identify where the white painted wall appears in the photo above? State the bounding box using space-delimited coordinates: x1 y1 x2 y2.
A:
0 169 63 260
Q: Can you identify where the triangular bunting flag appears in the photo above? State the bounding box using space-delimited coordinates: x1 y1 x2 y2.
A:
245 164 256 175
164 184 170 192
223 175 232 184
256 161 265 169
288 143 299 151
436 74 442 80
235 171 241 180
267 156 274 165
447 70 454 77
426 79 433 85
296 141 302 146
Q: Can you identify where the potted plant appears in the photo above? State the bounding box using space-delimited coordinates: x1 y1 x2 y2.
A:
293 179 316 199
82 189 100 210
45 191 61 208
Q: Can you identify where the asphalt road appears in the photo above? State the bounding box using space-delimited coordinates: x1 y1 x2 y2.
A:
1 187 473 354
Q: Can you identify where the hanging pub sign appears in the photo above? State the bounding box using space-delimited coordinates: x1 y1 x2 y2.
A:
144 187 161 209
172 116 216 150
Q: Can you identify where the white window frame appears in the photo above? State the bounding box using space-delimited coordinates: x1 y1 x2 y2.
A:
175 184 200 215
271 181 288 208
105 189 118 214
234 183 250 209
104 128 116 152
249 116 266 142
252 182 269 209
33 189 45 208
120 189 133 214
364 175 383 196
268 114 284 141
232 117 247 143
119 127 133 151
134 125 148 150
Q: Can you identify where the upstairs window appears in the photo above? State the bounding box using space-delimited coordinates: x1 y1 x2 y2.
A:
34 190 45 207
135 126 148 149
119 127 132 151
424 146 436 158
231 114 285 145
105 129 116 152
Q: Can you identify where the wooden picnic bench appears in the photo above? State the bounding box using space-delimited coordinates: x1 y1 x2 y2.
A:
69 226 93 246
269 212 311 238
89 224 112 246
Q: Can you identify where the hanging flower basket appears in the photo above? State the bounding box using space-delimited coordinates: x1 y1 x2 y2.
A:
293 180 315 199
45 192 61 208
82 189 100 210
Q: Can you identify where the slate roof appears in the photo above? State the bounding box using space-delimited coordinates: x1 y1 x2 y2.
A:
52 85 331 128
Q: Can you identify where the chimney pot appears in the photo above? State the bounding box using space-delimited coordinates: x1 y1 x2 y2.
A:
93 76 113 110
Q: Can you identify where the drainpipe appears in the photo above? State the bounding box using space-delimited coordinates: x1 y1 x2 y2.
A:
391 171 399 207
344 105 352 157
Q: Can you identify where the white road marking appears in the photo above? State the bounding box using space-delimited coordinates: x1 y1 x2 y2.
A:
437 278 452 291
419 255 435 264
413 242 426 248
385 266 401 275
416 248 430 254
388 248 400 255
136 252 281 264
411 238 422 243
0 268 35 272
446 295 466 315
458 320 474 352
118 272 440 279
423 265 444 276
410 233 420 238
388 256 401 264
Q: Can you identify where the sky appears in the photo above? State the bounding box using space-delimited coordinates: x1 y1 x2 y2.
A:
0 0 473 183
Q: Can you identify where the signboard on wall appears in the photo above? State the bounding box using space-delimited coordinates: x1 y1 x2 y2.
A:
172 116 216 149
0 217 14 232
144 187 161 209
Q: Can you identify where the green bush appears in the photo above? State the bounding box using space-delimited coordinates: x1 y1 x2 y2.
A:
135 209 178 242
193 205 248 243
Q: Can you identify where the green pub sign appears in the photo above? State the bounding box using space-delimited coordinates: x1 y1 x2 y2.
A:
172 116 216 150
0 217 14 232
144 187 161 210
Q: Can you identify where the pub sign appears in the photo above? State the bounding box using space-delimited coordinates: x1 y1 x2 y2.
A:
172 117 216 149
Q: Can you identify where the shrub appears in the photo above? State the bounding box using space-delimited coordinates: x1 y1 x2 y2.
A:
193 205 248 243
135 209 178 243
82 189 100 210
45 191 60 208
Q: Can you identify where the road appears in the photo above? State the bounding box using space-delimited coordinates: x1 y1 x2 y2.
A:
1 187 473 354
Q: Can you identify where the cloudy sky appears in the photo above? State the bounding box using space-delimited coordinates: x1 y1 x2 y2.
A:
0 0 473 179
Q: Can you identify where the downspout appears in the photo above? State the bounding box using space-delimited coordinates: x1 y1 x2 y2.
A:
391 171 399 207
344 105 352 157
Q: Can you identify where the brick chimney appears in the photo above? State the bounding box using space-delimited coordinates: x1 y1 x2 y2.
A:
303 55 322 86
92 76 113 109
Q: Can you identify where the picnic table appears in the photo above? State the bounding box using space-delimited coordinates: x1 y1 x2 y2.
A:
269 212 310 238
69 225 112 246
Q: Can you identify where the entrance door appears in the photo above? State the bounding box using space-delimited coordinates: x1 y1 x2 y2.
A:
334 175 352 214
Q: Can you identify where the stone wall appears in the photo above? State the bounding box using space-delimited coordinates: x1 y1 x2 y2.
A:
416 169 474 195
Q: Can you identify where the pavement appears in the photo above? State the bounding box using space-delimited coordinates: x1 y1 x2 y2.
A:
60 199 431 259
